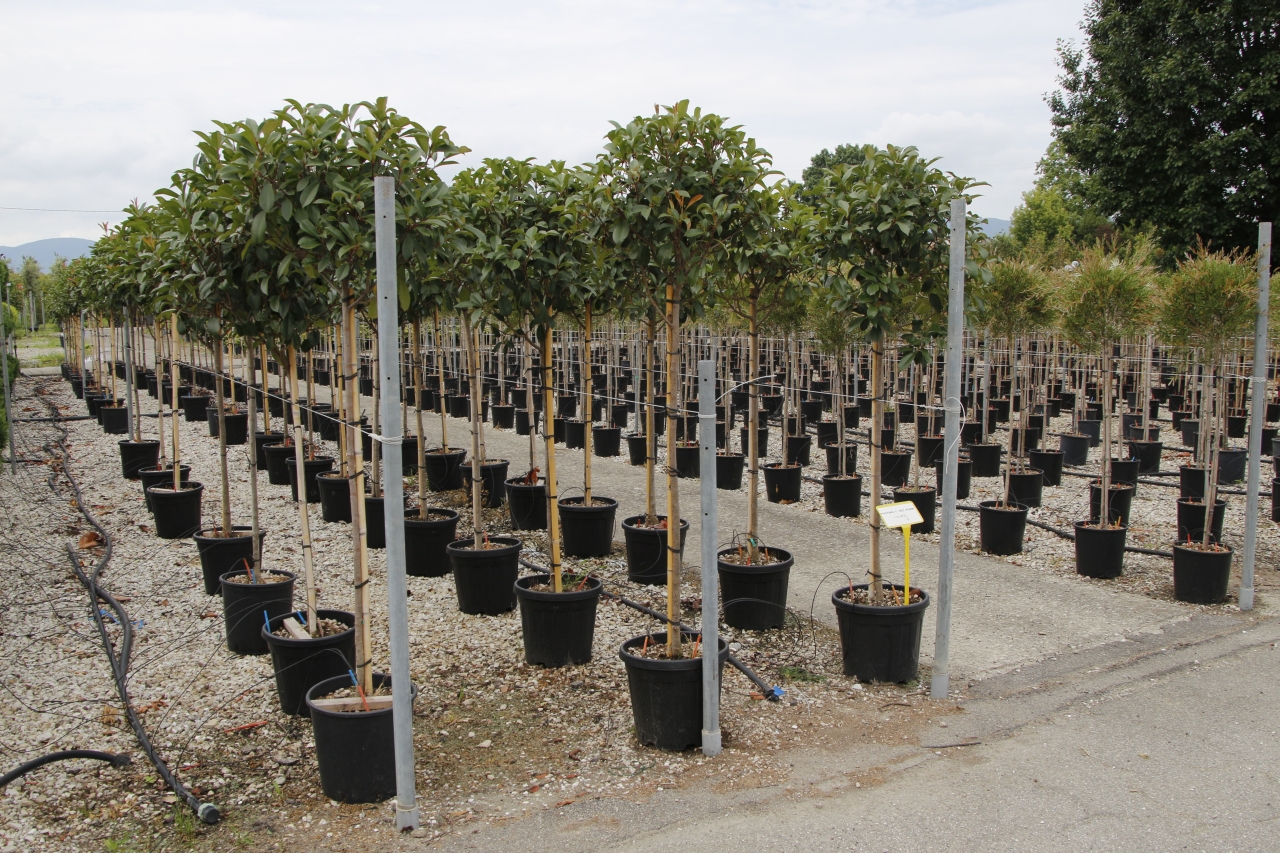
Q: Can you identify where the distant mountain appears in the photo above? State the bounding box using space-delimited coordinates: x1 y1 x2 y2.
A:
980 217 1010 236
0 237 96 271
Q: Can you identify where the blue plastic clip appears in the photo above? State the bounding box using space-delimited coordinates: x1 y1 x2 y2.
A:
263 610 271 633
768 686 785 702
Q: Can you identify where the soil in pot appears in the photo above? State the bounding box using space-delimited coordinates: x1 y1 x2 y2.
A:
1176 497 1227 545
892 487 936 534
516 574 603 666
715 452 745 490
619 631 729 751
717 546 794 630
762 462 802 503
307 672 416 803
831 584 930 683
404 508 460 577
118 440 160 480
263 610 356 716
286 456 334 503
447 536 523 615
1073 522 1126 579
194 526 266 595
622 515 688 585
978 500 1027 555
1172 543 1233 604
220 569 293 655
1086 481 1133 526
148 483 204 539
559 497 618 558
423 448 467 491
506 476 548 530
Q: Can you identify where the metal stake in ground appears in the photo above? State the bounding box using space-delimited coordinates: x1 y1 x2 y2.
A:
374 175 419 830
1241 221 1272 613
698 359 721 756
932 197 966 701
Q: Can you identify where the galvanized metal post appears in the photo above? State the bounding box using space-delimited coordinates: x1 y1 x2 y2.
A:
374 175 420 829
1241 222 1271 612
698 359 721 756
931 198 966 700
2 280 15 473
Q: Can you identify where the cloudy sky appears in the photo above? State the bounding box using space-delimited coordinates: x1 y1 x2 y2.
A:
0 0 1087 247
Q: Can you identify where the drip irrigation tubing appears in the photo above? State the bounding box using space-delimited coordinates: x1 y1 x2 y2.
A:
516 557 782 700
0 751 132 789
31 379 221 825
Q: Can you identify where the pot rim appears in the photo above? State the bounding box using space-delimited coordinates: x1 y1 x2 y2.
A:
305 673 416 720
195 525 266 543
218 567 294 587
618 631 728 672
557 496 619 510
831 582 930 615
146 481 205 495
716 546 793 571
978 499 1028 514
514 572 603 601
445 535 522 556
622 514 688 531
261 608 354 648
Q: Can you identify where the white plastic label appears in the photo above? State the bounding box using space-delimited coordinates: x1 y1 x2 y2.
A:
876 500 924 529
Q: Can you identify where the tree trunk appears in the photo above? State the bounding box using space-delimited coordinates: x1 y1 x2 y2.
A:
464 315 484 548
869 339 884 605
288 346 319 636
542 325 564 592
214 337 231 535
748 299 760 541
665 283 684 658
584 303 594 504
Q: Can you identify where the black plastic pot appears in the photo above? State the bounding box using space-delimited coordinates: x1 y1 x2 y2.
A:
286 456 334 503
1181 419 1200 448
674 444 700 478
762 462 802 503
784 434 812 466
506 477 548 530
968 443 1002 477
101 405 129 435
317 472 352 523
492 404 515 429
364 496 390 549
262 442 294 486
194 526 265 596
1217 448 1247 484
715 453 745 490
138 464 189 511
307 672 415 803
1073 522 1126 579
1078 419 1102 447
978 500 1028 555
404 509 460 577
559 497 618 557
823 474 862 517
252 432 278 470
622 515 688 585
148 483 204 539
515 409 540 436
1089 482 1134 526
461 459 511 508
916 434 944 467
1006 468 1044 508
1028 450 1064 487
423 448 466 491
892 487 936 534
619 632 728 751
814 421 837 449
880 450 912 487
934 457 971 500
263 610 356 716
118 440 159 480
1227 414 1247 439
1176 497 1227 545
1172 543 1233 604
831 584 930 683
180 395 210 423
1060 433 1090 466
447 535 522 615
717 547 793 630
222 412 249 446
516 574 602 666
739 426 770 456
627 434 649 466
565 420 586 450
593 426 622 457
1180 465 1206 500
1127 441 1163 474
823 442 858 474
220 569 294 655
1108 457 1140 487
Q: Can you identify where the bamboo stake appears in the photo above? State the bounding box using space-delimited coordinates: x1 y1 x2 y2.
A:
464 315 484 548
169 315 181 491
287 346 319 634
542 324 564 593
665 281 683 658
343 295 373 693
413 319 426 519
214 337 232 536
246 338 262 582
869 338 883 605
584 303 594 505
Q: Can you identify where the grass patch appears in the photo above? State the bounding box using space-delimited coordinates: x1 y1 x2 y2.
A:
780 665 826 683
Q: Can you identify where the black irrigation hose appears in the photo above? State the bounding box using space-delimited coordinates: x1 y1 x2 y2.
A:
516 557 782 700
0 751 132 789
35 381 221 825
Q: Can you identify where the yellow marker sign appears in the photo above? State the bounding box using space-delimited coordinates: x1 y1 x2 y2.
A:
877 501 923 605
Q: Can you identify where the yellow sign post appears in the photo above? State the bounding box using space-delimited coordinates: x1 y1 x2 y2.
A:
876 501 924 604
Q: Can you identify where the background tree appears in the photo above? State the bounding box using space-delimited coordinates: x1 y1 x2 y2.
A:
1049 0 1279 257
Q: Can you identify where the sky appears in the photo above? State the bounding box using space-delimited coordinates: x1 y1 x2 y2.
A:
0 0 1088 247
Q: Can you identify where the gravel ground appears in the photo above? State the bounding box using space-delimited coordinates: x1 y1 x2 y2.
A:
0 374 944 853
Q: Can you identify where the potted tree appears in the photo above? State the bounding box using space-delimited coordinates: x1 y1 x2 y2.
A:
1059 242 1153 579
596 101 765 747
812 144 980 682
1157 246 1259 602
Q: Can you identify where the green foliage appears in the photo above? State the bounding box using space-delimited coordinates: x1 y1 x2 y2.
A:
810 144 984 359
1048 0 1279 257
1007 141 1112 250
1 302 17 338
1157 247 1259 361
970 258 1057 342
1057 241 1154 352
801 143 870 198
719 180 814 328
